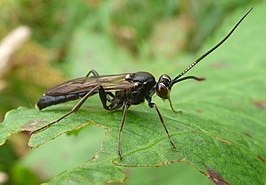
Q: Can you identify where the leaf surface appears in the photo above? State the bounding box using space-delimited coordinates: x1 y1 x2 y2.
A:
1 4 266 185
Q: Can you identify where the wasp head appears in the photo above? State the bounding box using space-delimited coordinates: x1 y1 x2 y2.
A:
156 74 179 113
156 74 172 99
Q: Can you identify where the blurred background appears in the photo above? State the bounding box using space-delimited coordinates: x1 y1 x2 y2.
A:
0 0 257 184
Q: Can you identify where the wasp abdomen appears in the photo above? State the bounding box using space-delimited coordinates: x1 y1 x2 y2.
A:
37 93 86 110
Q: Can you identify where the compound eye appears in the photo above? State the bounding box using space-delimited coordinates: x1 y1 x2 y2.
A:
156 83 169 99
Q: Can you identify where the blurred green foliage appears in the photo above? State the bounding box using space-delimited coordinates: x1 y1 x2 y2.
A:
0 0 262 184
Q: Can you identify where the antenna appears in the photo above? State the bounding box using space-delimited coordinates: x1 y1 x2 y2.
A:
172 7 253 84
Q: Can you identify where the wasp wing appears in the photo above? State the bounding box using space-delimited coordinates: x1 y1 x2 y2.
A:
45 73 136 96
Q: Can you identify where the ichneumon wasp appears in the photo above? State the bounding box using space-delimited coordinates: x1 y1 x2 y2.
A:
34 8 252 160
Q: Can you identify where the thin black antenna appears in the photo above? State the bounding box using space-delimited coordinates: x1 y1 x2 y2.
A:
172 7 253 84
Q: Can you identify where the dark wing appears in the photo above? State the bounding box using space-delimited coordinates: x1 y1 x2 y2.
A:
45 73 137 96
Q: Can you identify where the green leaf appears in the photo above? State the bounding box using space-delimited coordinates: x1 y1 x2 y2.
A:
1 4 266 185
42 164 126 185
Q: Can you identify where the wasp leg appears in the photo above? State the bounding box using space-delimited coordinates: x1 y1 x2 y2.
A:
148 102 176 149
117 103 129 160
106 92 115 102
82 69 100 84
98 86 128 160
168 97 182 114
98 86 123 110
83 70 116 102
85 69 99 78
84 70 114 102
32 85 101 134
98 86 110 110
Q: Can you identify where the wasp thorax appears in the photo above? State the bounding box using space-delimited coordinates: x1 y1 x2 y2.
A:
156 74 172 99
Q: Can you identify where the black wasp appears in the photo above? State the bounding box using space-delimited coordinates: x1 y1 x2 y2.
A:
34 8 252 160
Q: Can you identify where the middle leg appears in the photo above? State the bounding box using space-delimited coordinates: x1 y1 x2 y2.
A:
148 102 176 149
117 103 129 160
98 86 123 110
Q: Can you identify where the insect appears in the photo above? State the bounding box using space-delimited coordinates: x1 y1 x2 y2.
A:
34 8 252 160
